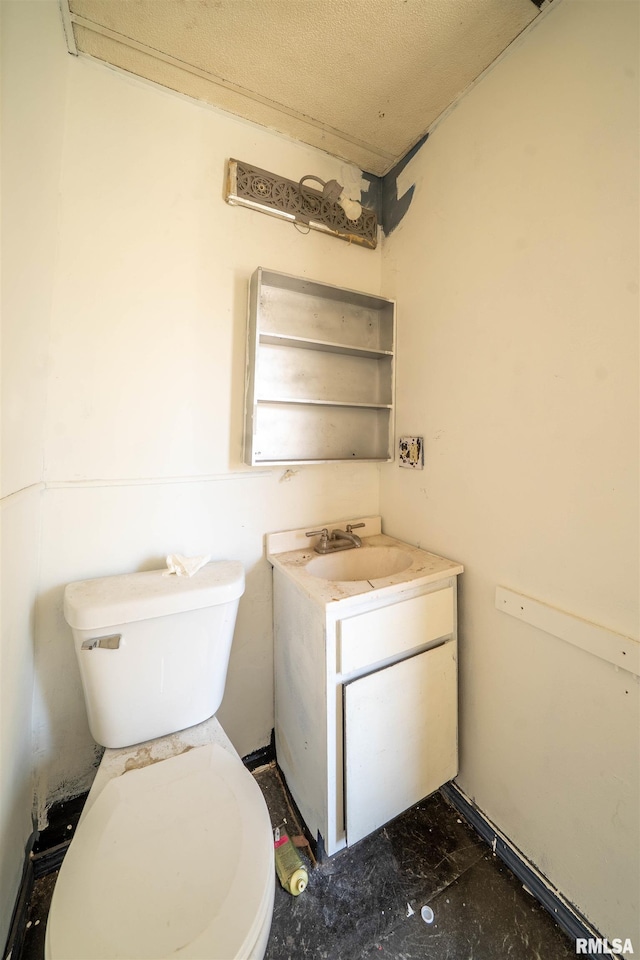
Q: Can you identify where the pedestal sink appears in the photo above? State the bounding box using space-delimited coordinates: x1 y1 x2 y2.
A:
305 546 412 582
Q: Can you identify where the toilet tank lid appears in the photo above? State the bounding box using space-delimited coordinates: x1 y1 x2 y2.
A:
64 561 245 630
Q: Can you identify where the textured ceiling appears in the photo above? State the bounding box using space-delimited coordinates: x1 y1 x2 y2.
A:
64 0 541 176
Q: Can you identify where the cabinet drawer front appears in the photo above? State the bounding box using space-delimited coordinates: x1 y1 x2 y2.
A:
338 586 454 675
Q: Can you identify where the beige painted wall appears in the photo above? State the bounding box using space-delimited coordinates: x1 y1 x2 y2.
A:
2 0 638 950
380 0 639 943
0 0 68 945
33 52 383 810
1 4 382 942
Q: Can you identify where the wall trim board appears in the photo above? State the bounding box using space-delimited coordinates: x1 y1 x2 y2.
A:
58 0 78 55
440 783 614 958
65 17 394 173
44 471 272 490
495 586 639 677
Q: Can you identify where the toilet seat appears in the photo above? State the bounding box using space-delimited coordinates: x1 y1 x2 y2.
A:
45 744 274 960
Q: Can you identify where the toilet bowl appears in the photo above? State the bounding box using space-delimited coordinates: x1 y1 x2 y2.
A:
45 563 275 960
45 719 274 960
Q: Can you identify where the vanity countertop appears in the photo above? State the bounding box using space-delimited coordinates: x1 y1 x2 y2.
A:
267 517 463 609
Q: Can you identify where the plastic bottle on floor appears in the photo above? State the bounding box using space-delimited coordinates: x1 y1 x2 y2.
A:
274 826 308 895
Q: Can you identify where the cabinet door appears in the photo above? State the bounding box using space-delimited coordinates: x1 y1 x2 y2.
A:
343 642 457 847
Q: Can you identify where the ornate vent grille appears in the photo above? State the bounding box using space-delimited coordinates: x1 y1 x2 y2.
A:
225 159 377 249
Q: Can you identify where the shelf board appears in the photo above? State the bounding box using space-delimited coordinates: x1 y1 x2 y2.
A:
253 456 392 464
255 397 392 410
259 332 392 360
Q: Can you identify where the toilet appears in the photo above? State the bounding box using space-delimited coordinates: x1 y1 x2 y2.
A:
45 561 275 960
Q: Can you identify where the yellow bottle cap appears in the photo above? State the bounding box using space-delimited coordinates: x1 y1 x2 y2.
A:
289 868 308 896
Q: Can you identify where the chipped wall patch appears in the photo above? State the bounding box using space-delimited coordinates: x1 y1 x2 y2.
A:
280 469 298 482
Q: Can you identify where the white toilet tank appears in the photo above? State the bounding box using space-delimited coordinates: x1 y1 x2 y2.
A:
64 561 245 749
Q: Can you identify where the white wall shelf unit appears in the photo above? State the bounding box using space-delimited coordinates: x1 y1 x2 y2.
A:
244 268 395 465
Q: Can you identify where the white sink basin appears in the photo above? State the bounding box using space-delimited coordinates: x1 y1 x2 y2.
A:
305 547 413 582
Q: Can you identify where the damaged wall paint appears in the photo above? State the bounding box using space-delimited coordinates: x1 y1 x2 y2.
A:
361 134 429 237
381 135 429 236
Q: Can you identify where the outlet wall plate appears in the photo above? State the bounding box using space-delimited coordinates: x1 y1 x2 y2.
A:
399 436 424 469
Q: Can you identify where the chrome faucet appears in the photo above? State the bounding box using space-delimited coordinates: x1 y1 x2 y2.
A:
306 523 365 554
332 525 363 548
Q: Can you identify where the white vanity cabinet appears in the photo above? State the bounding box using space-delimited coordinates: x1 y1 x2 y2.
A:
269 521 462 857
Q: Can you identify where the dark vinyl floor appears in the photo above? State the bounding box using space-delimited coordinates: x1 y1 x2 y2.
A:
256 765 576 960
19 764 576 960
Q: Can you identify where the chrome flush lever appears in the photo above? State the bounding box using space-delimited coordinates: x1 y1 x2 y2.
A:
81 634 121 651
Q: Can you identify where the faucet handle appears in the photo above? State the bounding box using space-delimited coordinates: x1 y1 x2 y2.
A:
346 523 365 533
306 528 329 539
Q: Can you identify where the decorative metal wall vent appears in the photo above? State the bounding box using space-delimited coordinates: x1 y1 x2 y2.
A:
225 159 377 249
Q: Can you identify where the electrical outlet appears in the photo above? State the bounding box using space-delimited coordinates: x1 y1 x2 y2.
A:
399 436 424 469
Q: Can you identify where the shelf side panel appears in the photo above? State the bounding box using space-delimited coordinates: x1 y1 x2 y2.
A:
243 270 261 465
